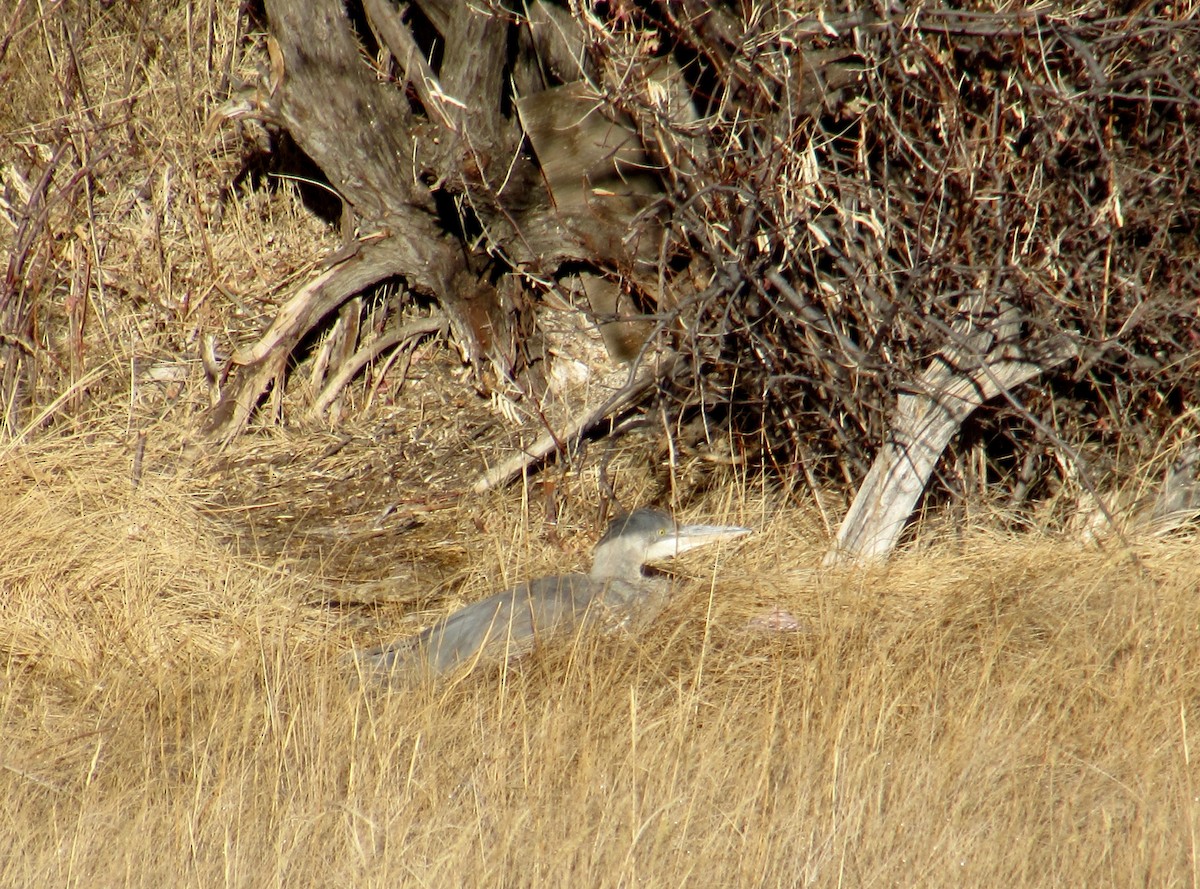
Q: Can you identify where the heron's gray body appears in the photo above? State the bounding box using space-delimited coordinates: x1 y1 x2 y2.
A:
355 572 664 677
351 508 750 681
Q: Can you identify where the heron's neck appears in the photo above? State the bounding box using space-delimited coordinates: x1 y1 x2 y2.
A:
588 543 646 583
590 565 645 583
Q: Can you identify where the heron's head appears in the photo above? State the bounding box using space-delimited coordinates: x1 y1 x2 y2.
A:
590 508 752 581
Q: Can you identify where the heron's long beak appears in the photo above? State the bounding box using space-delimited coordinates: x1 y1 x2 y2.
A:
647 523 753 562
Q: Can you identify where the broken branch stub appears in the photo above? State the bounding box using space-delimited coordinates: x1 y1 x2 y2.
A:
824 333 1078 565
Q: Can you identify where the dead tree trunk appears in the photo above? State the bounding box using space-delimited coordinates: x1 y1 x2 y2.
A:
203 0 462 437
202 0 680 443
825 306 1078 564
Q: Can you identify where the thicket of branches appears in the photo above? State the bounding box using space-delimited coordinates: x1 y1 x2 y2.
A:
642 2 1200 502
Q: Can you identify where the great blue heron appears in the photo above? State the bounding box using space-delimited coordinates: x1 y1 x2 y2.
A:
350 508 751 681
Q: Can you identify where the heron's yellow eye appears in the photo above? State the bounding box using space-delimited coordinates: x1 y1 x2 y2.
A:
658 528 666 536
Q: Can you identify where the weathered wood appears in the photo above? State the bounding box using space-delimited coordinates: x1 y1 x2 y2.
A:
310 317 446 420
203 238 434 438
438 1 510 167
472 354 678 494
360 0 446 130
824 327 1078 565
265 0 423 218
208 0 700 444
203 0 490 439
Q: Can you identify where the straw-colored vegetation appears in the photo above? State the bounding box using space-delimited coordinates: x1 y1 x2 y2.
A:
3 4 1199 887
4 421 1200 887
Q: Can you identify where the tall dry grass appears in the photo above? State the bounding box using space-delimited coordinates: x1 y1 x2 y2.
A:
0 1 338 431
2 421 1199 888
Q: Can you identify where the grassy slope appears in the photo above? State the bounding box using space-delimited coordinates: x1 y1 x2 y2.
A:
2 426 1198 887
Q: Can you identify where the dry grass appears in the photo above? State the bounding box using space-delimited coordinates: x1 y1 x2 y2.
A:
0 1 338 429
1 420 1198 888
